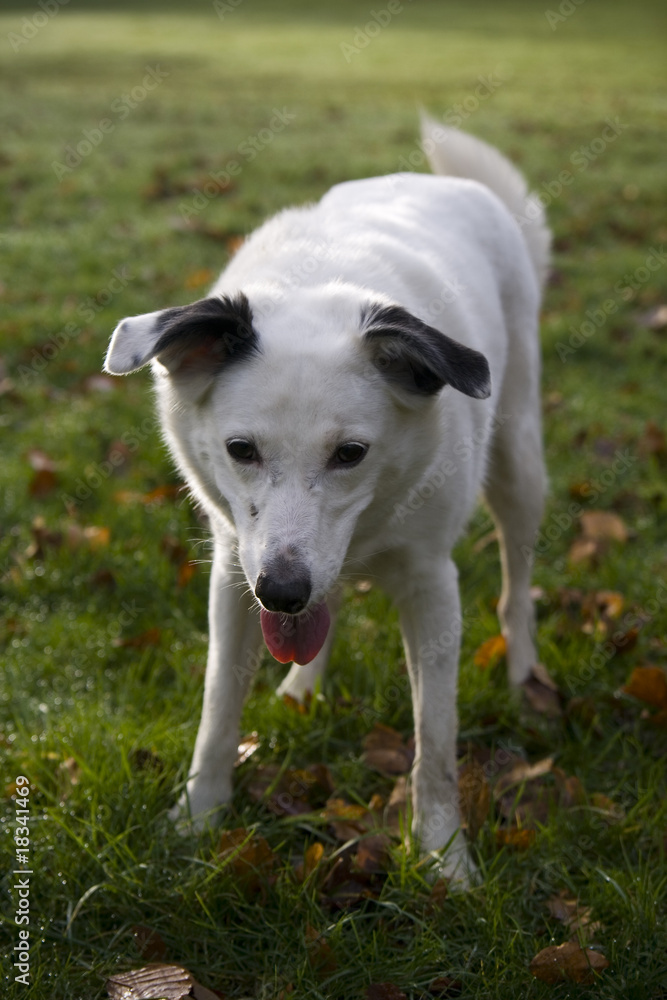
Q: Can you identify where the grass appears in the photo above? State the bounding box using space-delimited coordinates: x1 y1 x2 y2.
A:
1 1 667 996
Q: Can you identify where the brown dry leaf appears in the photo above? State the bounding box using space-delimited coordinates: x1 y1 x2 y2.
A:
112 627 161 649
226 234 245 255
161 535 188 563
458 761 490 841
366 983 407 1000
592 590 625 619
590 793 625 823
29 467 58 497
495 827 536 851
428 977 462 997
355 833 391 874
106 963 194 999
177 560 197 587
322 797 371 841
282 693 308 715
623 665 667 710
552 767 585 808
191 983 226 1000
522 663 562 717
131 925 167 962
639 420 666 458
217 828 276 889
545 891 600 939
142 484 184 505
302 841 325 879
249 763 331 816
384 775 409 837
26 516 63 558
90 568 116 590
568 537 599 565
529 941 609 984
184 268 215 290
235 732 260 767
429 878 449 907
580 510 628 543
473 633 507 669
362 723 414 775
305 924 337 975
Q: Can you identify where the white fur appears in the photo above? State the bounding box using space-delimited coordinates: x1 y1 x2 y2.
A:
105 122 549 883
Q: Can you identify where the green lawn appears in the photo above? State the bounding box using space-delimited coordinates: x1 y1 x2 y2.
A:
1 1 667 997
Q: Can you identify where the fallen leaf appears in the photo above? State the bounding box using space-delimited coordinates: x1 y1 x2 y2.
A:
362 724 414 775
131 925 167 962
355 833 391 873
184 268 215 290
589 793 625 823
106 963 193 999
322 797 371 841
305 924 337 975
545 891 601 939
249 763 332 816
429 878 449 907
112 627 161 649
428 977 462 997
384 776 409 837
473 634 507 669
217 828 276 891
529 941 609 984
29 467 58 497
296 841 325 881
458 760 490 840
638 420 666 458
522 663 562 717
26 516 63 558
366 982 407 1000
580 510 628 543
623 665 667 710
495 827 536 850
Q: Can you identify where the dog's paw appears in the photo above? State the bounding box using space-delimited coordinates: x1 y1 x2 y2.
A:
428 846 479 892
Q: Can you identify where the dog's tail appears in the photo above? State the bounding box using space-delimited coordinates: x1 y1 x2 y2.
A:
420 112 551 290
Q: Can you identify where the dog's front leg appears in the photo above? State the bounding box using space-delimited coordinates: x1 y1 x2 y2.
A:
394 556 473 884
171 544 262 829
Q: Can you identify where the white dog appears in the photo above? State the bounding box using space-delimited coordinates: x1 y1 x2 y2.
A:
105 117 550 880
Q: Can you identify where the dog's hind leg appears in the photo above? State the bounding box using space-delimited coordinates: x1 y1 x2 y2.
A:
483 403 545 686
276 589 342 701
170 543 263 829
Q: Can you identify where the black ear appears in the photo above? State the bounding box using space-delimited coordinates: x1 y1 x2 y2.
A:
362 302 491 400
105 292 259 376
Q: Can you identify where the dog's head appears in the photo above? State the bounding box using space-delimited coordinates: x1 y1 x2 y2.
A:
105 287 490 665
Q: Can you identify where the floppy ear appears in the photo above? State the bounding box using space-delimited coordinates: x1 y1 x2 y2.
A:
362 302 491 400
104 292 259 377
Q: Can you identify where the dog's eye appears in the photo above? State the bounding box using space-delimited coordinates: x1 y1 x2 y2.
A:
332 442 367 467
227 439 258 463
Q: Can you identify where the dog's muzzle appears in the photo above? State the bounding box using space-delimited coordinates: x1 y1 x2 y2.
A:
255 569 311 615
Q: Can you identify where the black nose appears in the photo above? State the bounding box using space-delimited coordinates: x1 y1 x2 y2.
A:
255 570 311 615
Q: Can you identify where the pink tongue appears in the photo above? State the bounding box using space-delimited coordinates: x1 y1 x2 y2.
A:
260 602 330 665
